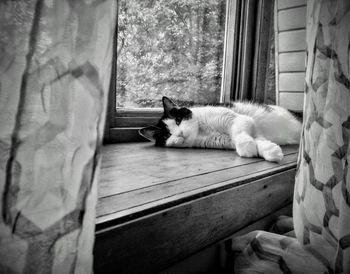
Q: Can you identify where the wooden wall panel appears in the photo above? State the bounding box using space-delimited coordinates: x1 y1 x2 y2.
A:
277 0 306 10
279 72 305 91
279 93 304 112
278 7 306 31
279 52 306 72
275 0 306 112
278 30 306 52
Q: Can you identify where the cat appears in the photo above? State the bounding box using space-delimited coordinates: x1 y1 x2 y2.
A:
139 96 302 162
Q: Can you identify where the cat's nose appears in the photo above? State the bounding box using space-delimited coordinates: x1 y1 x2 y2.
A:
176 129 184 136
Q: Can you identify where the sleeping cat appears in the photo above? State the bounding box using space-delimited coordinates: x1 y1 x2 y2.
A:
139 96 302 162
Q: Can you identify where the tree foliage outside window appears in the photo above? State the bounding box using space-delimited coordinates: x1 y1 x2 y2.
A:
116 0 226 108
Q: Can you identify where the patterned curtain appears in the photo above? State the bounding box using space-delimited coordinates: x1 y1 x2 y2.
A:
293 0 350 272
226 0 350 273
0 1 116 273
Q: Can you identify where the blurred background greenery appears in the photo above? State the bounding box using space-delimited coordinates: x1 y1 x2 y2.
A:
116 0 226 108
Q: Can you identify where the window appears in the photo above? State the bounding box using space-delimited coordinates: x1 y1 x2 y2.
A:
104 0 274 143
116 0 226 108
96 2 291 272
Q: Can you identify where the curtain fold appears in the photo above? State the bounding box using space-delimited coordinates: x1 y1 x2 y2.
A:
227 1 350 273
0 1 116 273
293 0 350 272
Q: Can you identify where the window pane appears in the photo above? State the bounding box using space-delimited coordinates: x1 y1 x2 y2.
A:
116 0 226 108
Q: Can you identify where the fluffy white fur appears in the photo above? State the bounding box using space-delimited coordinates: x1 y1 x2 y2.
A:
163 104 301 162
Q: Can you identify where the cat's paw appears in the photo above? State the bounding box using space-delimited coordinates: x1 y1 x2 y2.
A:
166 136 185 147
173 136 185 146
257 140 283 162
235 135 258 158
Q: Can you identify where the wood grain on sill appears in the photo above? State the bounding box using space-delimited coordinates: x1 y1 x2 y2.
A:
95 170 295 273
97 143 299 226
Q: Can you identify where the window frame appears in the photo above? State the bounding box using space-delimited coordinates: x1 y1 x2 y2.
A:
104 0 274 143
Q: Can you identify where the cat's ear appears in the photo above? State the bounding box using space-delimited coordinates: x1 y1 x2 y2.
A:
162 96 177 117
139 126 160 142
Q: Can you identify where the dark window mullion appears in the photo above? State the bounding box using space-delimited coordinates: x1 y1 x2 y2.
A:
104 0 119 143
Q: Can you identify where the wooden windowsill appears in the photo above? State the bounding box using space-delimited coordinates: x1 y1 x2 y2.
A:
94 142 299 273
96 142 298 227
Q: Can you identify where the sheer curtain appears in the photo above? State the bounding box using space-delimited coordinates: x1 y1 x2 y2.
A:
294 0 350 272
0 1 116 273
227 0 350 273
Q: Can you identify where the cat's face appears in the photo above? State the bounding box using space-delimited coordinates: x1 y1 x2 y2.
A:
139 97 193 146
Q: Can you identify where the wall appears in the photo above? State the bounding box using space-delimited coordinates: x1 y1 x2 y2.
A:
274 0 307 111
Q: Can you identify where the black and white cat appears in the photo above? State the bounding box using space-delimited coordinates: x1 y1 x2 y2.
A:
139 97 301 162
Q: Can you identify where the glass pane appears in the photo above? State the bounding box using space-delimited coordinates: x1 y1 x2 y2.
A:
116 0 226 108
